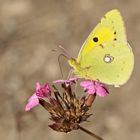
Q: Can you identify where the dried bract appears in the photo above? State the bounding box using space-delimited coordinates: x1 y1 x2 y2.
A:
39 81 94 133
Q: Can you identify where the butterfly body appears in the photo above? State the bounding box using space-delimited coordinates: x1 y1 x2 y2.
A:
69 9 134 86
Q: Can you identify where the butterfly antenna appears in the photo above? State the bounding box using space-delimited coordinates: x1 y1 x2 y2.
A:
52 45 72 78
58 53 69 78
58 45 71 59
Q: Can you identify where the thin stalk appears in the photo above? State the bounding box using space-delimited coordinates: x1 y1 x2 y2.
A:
52 85 70 109
78 125 104 140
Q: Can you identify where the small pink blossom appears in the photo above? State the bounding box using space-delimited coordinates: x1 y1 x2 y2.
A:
80 80 109 97
25 82 51 111
53 77 77 84
36 82 51 98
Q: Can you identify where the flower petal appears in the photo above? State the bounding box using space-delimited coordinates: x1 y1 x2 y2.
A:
53 80 65 84
36 82 41 91
53 78 77 84
80 80 94 87
96 86 109 97
86 86 96 94
80 80 109 97
25 94 39 111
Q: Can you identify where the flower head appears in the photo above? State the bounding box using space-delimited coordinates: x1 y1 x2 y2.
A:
25 78 109 135
25 82 51 111
39 80 92 133
80 80 109 97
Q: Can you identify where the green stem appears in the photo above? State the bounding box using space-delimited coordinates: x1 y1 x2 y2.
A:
78 125 104 140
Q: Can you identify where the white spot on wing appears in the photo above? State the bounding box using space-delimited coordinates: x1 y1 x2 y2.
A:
104 54 114 63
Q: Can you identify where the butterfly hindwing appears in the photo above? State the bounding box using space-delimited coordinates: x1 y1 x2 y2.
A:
76 42 133 86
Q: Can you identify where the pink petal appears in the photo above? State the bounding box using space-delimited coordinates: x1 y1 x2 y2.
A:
80 80 94 87
96 86 109 97
86 86 96 94
53 78 77 84
53 80 65 84
44 83 51 89
80 80 109 97
80 80 96 94
95 81 102 86
69 77 77 82
25 94 39 111
36 82 41 91
28 93 37 101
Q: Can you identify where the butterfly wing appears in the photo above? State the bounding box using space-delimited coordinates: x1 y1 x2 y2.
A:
75 9 134 86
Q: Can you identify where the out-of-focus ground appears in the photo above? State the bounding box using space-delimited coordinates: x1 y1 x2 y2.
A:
0 0 139 140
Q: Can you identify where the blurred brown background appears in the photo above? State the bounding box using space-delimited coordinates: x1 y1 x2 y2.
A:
0 0 139 140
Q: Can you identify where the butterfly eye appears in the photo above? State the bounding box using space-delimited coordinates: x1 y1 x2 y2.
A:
93 37 98 42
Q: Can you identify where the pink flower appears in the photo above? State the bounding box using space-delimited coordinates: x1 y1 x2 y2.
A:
36 82 51 98
53 77 77 84
25 82 51 111
80 80 109 97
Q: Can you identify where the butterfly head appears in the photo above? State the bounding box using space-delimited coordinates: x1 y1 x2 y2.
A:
68 58 78 70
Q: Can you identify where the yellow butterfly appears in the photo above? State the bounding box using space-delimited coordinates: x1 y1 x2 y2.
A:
68 9 134 86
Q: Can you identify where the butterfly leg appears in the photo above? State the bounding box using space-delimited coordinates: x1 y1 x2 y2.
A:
67 69 74 79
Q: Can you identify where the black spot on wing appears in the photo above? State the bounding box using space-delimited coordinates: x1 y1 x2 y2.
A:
93 37 98 42
114 31 116 35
